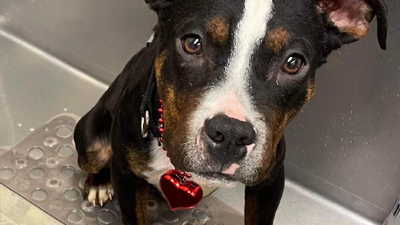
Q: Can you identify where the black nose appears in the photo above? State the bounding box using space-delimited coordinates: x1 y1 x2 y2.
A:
204 114 256 163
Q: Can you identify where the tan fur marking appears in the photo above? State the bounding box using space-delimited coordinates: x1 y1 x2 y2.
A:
207 16 230 44
134 183 149 225
126 147 152 176
267 27 291 53
78 139 112 174
271 112 289 156
341 27 368 40
155 51 168 81
156 82 201 169
89 140 113 163
307 79 316 101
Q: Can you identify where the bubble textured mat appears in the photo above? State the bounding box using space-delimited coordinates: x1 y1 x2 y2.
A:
0 114 244 225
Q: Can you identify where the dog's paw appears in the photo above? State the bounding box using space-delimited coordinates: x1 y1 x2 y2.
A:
84 174 114 207
87 183 114 206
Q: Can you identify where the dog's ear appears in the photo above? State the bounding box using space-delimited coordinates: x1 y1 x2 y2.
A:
145 0 175 14
317 0 388 50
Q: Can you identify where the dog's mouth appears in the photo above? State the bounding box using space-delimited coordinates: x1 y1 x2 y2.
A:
196 171 235 182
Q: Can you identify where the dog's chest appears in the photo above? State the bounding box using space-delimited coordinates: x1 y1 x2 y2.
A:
142 143 218 197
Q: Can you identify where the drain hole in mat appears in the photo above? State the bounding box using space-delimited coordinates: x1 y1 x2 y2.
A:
60 166 75 178
58 146 74 158
46 178 61 188
29 167 46 179
46 157 59 168
44 137 58 147
161 210 179 223
192 209 211 223
28 147 44 160
0 168 15 180
147 200 158 211
81 201 95 212
78 178 86 189
31 188 48 201
65 210 84 224
16 179 30 190
15 159 28 168
97 209 117 224
64 187 81 201
55 126 73 138
49 200 65 212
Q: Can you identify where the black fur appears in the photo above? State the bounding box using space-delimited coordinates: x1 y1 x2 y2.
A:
74 0 388 224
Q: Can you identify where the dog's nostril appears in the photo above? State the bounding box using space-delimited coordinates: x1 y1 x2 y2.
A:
237 137 254 146
236 138 246 146
211 131 225 143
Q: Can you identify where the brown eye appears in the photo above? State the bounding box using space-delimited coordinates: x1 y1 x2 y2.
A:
282 54 305 75
182 35 202 55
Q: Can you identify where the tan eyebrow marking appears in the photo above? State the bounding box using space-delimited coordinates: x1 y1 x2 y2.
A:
266 27 291 53
207 16 230 44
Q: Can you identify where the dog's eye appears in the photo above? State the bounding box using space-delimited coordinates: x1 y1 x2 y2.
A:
282 54 305 75
182 35 202 55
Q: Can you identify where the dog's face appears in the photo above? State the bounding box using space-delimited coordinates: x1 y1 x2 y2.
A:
147 0 387 186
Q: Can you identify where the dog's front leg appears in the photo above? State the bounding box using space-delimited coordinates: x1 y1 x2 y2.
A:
111 161 149 225
244 166 285 225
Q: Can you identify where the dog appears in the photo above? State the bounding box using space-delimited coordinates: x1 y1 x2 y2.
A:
74 0 388 224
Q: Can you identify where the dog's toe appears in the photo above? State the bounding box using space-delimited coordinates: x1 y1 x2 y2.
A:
87 186 98 206
98 185 109 206
106 183 114 200
84 173 114 207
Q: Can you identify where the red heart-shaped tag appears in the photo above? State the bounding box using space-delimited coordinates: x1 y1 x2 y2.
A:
159 169 203 211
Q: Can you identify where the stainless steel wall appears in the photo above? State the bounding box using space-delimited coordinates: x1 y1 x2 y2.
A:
1 0 399 222
0 0 156 84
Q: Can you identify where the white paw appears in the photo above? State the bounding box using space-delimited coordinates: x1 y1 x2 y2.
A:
87 183 114 206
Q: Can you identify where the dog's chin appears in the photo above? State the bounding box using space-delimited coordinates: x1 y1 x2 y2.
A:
191 172 238 188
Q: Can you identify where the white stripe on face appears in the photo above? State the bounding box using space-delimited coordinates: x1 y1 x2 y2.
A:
225 0 274 89
188 0 274 170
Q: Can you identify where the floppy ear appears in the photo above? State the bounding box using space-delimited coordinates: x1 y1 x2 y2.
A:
317 0 388 50
145 0 175 14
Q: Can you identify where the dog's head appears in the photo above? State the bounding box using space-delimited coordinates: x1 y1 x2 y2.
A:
146 0 387 186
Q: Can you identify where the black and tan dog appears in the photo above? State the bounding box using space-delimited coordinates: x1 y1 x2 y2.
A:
74 0 388 224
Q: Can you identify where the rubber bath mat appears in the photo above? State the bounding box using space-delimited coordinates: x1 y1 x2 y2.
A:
0 113 243 225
